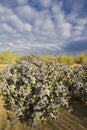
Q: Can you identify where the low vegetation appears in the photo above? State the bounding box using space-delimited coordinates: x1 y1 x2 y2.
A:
0 56 70 127
0 51 20 64
0 55 87 128
42 53 87 65
0 51 87 65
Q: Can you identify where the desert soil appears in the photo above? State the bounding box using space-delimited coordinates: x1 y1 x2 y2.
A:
0 64 9 73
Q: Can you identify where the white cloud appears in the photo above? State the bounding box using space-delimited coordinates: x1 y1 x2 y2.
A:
1 23 16 33
16 5 56 37
77 18 87 25
16 0 28 5
0 0 87 54
0 5 32 34
34 16 56 37
52 4 72 38
16 5 38 22
39 0 52 8
8 42 14 47
6 13 32 33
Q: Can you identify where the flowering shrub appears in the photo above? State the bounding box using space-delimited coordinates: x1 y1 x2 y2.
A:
0 55 70 127
54 63 87 101
0 55 87 127
65 65 87 101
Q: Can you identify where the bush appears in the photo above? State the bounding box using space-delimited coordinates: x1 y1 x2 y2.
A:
0 55 87 127
75 54 87 64
0 51 20 64
57 55 74 65
0 55 70 127
62 65 87 101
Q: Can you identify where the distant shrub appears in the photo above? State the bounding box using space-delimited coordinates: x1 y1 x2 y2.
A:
75 54 87 64
57 55 74 65
0 51 87 65
42 55 57 64
42 53 87 65
0 51 20 64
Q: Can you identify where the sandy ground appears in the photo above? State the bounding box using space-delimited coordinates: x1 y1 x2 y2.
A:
0 64 9 73
0 96 87 130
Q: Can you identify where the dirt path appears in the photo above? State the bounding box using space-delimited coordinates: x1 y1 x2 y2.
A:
0 96 87 130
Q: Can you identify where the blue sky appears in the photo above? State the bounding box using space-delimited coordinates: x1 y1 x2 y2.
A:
0 0 87 55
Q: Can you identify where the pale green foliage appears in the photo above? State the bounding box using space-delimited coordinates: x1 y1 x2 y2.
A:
0 51 87 65
75 53 87 64
0 51 20 64
57 55 74 65
41 55 57 64
42 54 87 65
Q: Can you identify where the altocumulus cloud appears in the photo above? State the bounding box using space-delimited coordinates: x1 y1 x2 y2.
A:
0 0 87 55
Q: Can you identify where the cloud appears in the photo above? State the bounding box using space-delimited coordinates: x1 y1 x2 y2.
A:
0 5 32 33
51 3 72 38
38 0 52 8
0 0 87 55
16 0 28 5
0 23 16 33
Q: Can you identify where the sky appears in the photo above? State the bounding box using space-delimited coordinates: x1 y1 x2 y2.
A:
0 0 87 55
